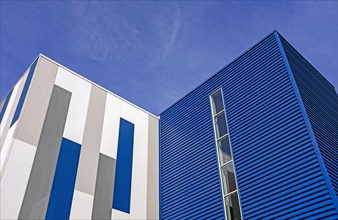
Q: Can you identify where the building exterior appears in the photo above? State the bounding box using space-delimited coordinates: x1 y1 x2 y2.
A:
0 31 337 220
159 31 338 219
0 55 159 220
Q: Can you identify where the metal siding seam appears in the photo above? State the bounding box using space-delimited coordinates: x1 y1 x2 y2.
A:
281 38 338 199
274 31 338 213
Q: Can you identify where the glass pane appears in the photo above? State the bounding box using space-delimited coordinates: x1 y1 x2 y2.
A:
221 162 237 194
225 192 241 220
211 90 224 114
214 112 227 138
218 137 232 164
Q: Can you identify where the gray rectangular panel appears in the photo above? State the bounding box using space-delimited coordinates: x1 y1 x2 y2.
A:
75 85 106 195
0 98 5 113
18 85 71 220
147 116 159 219
15 57 58 146
92 154 116 220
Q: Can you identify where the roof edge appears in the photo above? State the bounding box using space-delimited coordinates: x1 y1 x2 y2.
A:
38 54 159 120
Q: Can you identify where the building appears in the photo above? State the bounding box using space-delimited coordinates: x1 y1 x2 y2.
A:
1 30 337 220
159 31 338 219
0 55 159 220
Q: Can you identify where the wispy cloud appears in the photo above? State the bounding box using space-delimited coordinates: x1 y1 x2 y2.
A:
148 5 182 68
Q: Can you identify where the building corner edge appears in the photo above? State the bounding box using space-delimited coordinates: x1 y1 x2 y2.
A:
274 31 338 212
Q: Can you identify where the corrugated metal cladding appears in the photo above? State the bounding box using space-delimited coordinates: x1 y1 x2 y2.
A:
280 35 338 198
160 31 338 219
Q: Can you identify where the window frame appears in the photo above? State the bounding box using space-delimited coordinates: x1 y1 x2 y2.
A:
210 88 243 220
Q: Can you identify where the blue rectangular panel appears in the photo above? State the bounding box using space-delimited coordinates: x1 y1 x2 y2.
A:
46 138 81 220
0 89 13 123
113 118 135 213
10 59 37 127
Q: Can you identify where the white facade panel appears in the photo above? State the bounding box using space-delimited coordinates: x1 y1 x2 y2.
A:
0 139 36 220
1 55 160 220
55 67 75 92
62 77 91 144
112 209 131 220
100 93 121 159
0 122 17 178
0 73 25 137
69 190 94 220
129 110 149 219
120 101 135 123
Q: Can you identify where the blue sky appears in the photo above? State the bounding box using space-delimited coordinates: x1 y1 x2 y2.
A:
1 1 337 114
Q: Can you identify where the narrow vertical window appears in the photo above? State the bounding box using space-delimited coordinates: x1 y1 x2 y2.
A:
46 138 81 220
112 118 135 213
210 89 242 220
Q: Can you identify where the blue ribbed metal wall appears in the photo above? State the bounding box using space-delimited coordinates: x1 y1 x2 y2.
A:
160 31 338 219
280 35 338 199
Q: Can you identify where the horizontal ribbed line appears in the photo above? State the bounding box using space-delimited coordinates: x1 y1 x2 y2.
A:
251 193 333 219
160 129 213 158
236 139 313 181
161 166 219 195
280 36 336 96
239 151 318 193
294 80 336 119
164 195 223 220
161 142 215 169
162 190 221 215
288 207 337 220
283 34 338 201
234 131 308 172
242 174 324 211
289 61 337 105
224 57 284 101
247 187 329 217
232 116 305 159
227 79 294 128
230 99 300 148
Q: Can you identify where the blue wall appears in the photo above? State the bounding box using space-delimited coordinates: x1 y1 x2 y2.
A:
280 34 338 204
160 31 338 219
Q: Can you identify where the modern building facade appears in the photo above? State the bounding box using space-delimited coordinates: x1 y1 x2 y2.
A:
159 31 338 219
0 31 337 220
0 56 159 220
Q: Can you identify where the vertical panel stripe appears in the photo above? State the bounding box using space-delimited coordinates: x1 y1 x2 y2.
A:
74 85 106 195
0 89 12 123
0 73 27 148
18 85 71 219
113 118 135 213
15 57 58 146
147 116 159 219
10 59 37 127
45 138 81 220
92 154 116 220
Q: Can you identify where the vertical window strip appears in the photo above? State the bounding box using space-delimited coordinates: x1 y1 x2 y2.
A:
112 118 135 213
210 89 242 220
45 138 81 220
